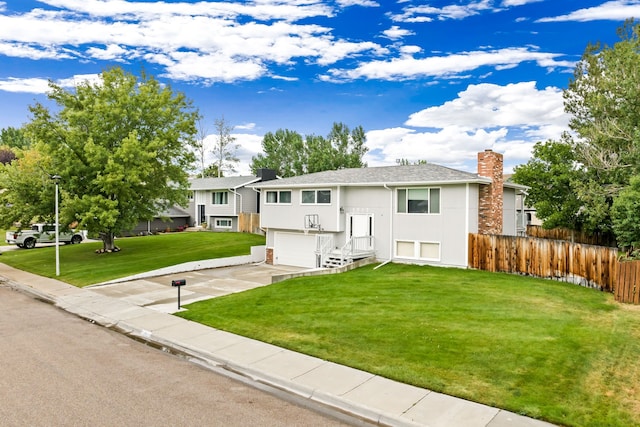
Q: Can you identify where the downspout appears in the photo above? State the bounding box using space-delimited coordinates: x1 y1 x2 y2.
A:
251 186 268 235
229 188 242 212
465 183 470 267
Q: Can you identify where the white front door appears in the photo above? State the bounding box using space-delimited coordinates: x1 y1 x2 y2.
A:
347 214 374 250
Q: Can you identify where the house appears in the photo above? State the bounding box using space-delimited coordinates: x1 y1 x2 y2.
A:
127 206 191 235
189 169 276 232
251 149 527 269
505 174 541 235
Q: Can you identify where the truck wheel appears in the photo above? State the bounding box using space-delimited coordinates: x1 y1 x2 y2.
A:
24 238 36 249
71 235 82 244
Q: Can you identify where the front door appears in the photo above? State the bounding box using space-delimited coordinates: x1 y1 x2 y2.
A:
347 214 374 250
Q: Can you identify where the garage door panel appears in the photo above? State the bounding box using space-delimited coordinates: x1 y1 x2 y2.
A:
274 232 316 268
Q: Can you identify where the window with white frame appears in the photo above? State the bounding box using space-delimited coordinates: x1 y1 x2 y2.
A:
215 218 232 228
397 188 440 214
301 189 331 204
395 240 440 261
265 190 292 204
212 191 229 205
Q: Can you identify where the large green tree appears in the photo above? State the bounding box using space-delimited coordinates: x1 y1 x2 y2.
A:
0 147 55 227
512 138 585 230
563 19 640 234
250 122 368 177
26 67 198 251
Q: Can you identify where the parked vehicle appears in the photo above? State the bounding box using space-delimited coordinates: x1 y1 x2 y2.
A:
5 223 84 249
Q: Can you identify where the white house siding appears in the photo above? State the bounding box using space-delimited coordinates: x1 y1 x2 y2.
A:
393 184 473 268
259 186 341 232
341 187 392 260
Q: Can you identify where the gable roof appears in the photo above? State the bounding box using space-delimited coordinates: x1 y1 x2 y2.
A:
190 175 261 191
251 164 493 188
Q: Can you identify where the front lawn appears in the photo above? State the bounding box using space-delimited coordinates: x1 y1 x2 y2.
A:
176 263 640 427
0 232 265 287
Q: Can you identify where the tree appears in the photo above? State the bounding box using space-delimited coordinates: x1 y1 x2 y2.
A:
250 122 368 176
194 119 208 178
212 116 239 177
26 67 198 251
0 148 55 227
563 19 640 234
611 175 640 255
0 126 30 149
512 138 585 230
251 129 306 177
201 163 222 178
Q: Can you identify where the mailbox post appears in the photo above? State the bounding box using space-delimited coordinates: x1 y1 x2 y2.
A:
171 279 186 310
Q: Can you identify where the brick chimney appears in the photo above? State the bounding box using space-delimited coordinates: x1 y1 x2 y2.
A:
477 149 503 235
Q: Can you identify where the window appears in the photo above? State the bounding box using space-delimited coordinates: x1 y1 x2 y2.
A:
215 218 232 229
301 189 331 204
265 190 291 204
212 191 228 205
396 240 441 260
397 188 440 214
188 191 194 201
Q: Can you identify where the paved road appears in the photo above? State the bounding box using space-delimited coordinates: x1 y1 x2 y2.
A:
0 284 363 426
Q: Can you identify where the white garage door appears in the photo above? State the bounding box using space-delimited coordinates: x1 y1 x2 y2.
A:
274 232 317 268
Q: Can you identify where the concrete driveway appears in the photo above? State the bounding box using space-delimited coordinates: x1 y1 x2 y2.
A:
87 263 305 314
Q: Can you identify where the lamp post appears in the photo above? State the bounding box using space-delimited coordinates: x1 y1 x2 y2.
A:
51 175 61 276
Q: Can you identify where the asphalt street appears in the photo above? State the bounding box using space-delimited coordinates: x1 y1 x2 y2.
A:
0 284 365 426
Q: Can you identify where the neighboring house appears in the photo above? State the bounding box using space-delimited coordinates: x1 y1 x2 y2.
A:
127 206 191 236
189 169 277 232
251 149 528 269
504 174 541 235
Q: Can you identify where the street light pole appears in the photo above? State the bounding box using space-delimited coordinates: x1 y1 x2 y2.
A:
51 175 61 276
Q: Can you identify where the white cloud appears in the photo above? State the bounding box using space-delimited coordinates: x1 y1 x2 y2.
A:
0 77 51 93
236 122 256 130
391 0 495 22
537 1 640 23
0 2 386 86
501 0 543 6
197 131 263 176
406 81 569 131
323 47 575 82
381 25 414 40
336 0 380 7
363 81 569 171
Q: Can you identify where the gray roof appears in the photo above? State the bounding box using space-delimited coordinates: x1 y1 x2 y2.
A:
251 164 493 188
190 175 260 190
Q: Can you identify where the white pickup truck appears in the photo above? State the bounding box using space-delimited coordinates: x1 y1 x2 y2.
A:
6 224 84 249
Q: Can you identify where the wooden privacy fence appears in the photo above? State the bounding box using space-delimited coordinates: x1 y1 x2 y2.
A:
615 261 640 304
468 233 619 293
525 225 616 247
238 213 261 234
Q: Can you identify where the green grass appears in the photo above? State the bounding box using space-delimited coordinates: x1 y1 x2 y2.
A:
176 263 640 427
0 232 265 287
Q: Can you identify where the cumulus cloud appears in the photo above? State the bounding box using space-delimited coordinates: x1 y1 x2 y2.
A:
381 25 414 40
0 1 384 85
364 81 569 172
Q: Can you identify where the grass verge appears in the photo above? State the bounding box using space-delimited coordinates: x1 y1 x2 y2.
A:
176 263 640 427
0 232 265 287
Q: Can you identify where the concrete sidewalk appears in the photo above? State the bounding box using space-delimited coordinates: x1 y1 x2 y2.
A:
0 263 555 427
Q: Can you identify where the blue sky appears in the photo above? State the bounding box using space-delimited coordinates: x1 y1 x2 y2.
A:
0 0 637 175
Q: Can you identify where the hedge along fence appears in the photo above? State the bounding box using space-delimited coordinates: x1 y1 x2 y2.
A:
468 233 619 293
